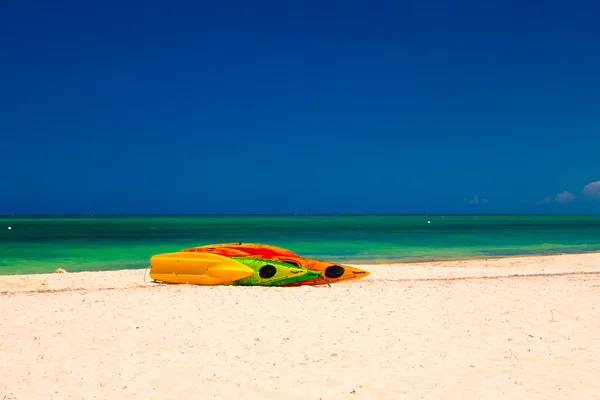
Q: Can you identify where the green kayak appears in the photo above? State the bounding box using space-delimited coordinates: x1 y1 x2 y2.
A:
229 257 321 286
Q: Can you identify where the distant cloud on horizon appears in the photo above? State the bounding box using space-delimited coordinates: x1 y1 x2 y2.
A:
535 180 599 205
555 190 576 203
582 180 600 200
465 195 488 204
536 192 575 204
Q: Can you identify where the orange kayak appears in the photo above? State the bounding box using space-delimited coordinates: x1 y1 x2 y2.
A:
179 246 250 257
272 256 370 286
189 243 300 258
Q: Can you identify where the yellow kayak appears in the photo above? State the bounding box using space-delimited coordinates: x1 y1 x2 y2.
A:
149 252 254 285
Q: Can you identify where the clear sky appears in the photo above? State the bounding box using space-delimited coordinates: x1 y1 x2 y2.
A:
1 0 599 214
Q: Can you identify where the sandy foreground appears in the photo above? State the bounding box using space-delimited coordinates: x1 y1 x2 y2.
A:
1 253 599 400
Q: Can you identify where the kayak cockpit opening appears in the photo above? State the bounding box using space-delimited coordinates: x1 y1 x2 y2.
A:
259 265 277 278
325 265 345 278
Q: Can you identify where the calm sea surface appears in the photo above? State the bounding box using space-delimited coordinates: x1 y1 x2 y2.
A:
1 214 599 275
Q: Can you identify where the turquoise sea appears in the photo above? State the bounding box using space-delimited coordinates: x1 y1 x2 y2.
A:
0 214 599 275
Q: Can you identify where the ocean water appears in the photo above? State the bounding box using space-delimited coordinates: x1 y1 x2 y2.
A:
0 214 599 275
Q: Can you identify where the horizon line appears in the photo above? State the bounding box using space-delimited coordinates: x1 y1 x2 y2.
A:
1 213 599 217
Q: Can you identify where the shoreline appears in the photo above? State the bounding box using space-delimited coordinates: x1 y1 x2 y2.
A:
2 249 600 277
349 248 600 265
2 251 599 294
1 251 599 398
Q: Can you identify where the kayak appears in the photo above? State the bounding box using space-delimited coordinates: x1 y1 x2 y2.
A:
149 252 254 285
179 246 250 257
273 256 370 286
228 257 321 286
192 243 300 258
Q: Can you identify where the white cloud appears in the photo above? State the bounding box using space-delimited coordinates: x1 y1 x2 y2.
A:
582 180 600 200
555 191 575 203
465 195 488 204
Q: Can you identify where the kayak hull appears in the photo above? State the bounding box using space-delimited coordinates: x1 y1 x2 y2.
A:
273 256 370 286
149 252 254 285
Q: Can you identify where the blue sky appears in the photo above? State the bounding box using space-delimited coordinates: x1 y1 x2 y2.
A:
1 0 599 214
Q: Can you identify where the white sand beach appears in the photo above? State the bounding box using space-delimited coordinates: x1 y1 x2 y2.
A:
1 252 599 399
